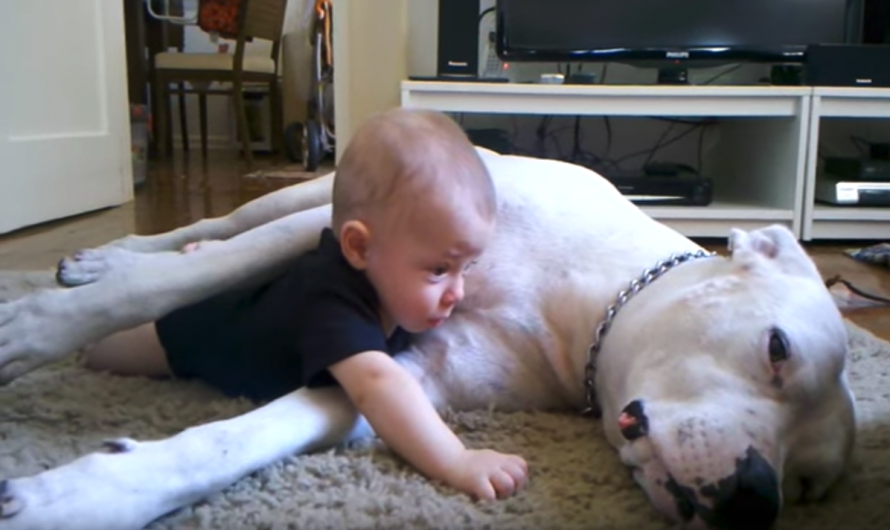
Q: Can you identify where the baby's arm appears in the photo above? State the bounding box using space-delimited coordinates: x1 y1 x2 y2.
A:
328 350 528 501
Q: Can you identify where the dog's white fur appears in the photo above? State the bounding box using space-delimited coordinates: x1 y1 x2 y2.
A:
0 149 855 530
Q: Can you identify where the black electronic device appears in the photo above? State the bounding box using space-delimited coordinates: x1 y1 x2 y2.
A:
605 168 713 206
657 65 689 85
770 64 805 85
496 0 863 66
436 0 480 79
565 72 597 84
816 176 890 206
804 44 890 87
643 161 698 177
824 156 890 181
871 143 890 160
863 0 890 44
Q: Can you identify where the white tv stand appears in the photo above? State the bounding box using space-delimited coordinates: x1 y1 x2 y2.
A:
400 80 890 241
803 87 890 240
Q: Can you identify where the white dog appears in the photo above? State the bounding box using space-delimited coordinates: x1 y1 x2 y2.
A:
0 149 855 530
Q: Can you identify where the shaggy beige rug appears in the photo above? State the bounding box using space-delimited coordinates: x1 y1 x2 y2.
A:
243 163 328 180
1 271 889 530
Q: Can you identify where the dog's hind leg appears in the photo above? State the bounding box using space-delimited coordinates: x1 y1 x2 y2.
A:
57 173 335 287
1 204 330 384
0 386 372 530
95 172 335 257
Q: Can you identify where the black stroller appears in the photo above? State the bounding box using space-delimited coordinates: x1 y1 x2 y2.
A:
284 0 334 171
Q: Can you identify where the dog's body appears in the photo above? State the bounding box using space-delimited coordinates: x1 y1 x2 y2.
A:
0 149 855 530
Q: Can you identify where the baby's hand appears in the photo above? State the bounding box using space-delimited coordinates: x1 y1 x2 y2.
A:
444 449 528 501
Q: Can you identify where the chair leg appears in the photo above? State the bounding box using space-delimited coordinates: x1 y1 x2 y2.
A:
199 93 209 158
233 81 253 167
178 83 189 152
269 78 284 158
149 74 161 159
155 76 169 160
164 85 174 156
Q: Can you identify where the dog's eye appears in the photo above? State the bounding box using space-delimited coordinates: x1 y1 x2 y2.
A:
768 328 790 365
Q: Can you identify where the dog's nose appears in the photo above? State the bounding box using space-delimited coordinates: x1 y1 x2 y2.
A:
618 399 649 441
706 447 780 530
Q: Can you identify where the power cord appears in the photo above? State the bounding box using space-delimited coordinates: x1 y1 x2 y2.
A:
478 6 495 24
697 125 707 174
642 122 677 168
700 64 743 85
825 275 890 305
499 114 712 179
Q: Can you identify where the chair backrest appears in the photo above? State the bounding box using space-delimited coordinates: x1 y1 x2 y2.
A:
242 0 288 42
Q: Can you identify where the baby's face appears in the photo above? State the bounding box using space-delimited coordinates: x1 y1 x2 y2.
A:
364 208 494 334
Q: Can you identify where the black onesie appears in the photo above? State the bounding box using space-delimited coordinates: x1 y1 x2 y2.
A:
155 227 411 402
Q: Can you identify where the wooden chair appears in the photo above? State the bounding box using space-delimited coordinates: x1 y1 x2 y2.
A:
145 11 191 156
152 0 287 166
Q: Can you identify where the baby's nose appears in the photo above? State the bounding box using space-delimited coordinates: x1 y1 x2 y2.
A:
443 277 464 306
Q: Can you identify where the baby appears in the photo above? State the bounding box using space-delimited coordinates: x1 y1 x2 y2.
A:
83 108 528 501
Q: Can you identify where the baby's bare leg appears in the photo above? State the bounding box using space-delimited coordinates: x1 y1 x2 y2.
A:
97 172 335 256
81 323 172 378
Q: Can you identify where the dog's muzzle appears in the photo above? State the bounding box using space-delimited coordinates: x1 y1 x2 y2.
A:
666 445 780 530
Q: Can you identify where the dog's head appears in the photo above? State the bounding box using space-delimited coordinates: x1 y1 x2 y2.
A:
596 225 855 530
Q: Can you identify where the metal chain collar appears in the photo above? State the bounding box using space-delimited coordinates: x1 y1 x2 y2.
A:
581 249 717 418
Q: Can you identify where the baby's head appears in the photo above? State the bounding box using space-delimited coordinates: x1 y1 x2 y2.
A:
332 108 496 333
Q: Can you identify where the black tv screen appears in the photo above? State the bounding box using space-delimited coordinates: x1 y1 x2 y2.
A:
497 0 863 63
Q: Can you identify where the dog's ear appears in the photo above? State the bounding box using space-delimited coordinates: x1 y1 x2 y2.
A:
728 225 821 280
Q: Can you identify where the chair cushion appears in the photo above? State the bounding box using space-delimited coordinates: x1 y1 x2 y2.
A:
155 52 275 74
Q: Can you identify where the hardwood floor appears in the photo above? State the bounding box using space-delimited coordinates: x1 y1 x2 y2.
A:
0 152 320 270
1 150 887 341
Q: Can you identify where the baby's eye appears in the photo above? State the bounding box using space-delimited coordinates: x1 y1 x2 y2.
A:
431 265 449 277
462 260 479 274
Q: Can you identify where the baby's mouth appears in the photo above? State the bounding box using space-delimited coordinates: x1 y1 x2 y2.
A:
428 317 446 328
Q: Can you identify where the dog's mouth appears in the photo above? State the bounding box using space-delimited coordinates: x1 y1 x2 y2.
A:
618 399 781 530
662 447 780 530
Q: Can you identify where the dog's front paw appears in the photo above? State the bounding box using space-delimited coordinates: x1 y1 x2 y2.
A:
0 290 79 385
0 464 136 530
56 247 141 287
102 438 139 454
0 479 25 519
0 299 42 385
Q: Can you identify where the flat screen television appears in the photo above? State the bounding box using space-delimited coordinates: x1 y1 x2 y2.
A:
496 0 864 64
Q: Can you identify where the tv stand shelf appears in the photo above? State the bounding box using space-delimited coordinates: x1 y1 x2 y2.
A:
400 82 809 118
401 81 812 239
802 87 890 240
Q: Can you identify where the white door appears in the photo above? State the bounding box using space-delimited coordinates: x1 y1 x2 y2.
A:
0 0 133 235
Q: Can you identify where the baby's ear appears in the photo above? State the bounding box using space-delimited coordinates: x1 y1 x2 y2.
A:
339 220 371 270
728 225 821 280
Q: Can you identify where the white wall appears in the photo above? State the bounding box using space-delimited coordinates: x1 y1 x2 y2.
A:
332 0 409 161
407 0 437 78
